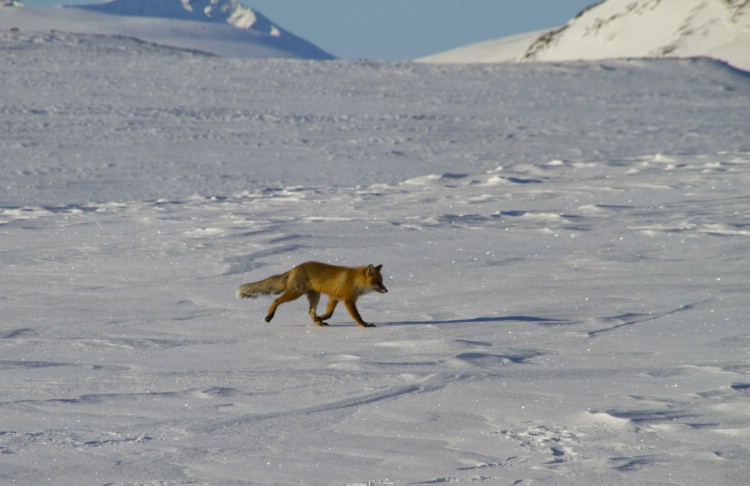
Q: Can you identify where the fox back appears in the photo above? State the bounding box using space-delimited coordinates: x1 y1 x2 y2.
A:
289 261 388 300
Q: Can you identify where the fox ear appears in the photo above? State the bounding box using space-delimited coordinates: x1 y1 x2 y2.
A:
366 264 382 276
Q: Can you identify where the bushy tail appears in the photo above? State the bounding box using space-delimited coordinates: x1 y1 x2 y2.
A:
236 271 289 299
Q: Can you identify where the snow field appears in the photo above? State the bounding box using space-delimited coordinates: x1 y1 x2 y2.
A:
2 30 750 484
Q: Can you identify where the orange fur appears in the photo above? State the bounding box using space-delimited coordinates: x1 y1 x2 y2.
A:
237 261 388 327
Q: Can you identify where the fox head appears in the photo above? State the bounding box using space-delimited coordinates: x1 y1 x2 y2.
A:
366 264 388 294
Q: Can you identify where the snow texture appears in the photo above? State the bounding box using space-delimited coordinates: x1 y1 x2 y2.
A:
421 0 750 72
2 24 750 486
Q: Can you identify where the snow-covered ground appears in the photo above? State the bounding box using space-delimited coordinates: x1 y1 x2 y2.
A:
2 29 750 485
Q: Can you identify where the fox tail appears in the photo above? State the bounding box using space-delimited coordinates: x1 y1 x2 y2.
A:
236 271 289 299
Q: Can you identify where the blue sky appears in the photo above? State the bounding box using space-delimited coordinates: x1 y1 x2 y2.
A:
22 0 596 60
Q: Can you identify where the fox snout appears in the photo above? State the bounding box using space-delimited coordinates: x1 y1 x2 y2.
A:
377 284 388 293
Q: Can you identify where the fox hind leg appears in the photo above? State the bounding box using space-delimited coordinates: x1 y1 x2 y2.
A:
265 289 302 322
306 291 328 326
316 298 339 325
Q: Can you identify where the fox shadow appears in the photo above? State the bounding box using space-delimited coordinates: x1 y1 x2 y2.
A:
383 315 571 326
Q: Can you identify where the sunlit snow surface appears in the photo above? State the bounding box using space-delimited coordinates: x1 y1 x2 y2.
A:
2 31 750 485
421 0 750 71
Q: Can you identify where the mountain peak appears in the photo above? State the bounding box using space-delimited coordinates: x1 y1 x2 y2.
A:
72 0 279 36
521 0 750 66
420 0 750 71
1 0 334 59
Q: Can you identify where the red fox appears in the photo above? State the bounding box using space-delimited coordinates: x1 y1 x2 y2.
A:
236 261 388 327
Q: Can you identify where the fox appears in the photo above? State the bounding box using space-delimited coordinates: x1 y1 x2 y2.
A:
236 261 388 327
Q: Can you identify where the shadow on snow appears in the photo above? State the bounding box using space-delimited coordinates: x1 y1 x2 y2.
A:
384 315 571 326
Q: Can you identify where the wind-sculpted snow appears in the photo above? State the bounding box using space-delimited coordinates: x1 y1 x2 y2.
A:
1 31 750 484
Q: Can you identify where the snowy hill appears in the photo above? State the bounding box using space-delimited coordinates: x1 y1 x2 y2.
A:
72 0 280 34
421 0 750 71
0 0 334 59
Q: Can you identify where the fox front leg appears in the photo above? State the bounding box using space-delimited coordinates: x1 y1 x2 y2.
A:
345 300 376 327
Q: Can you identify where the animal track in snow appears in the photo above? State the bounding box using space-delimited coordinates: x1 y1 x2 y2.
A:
499 425 581 465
